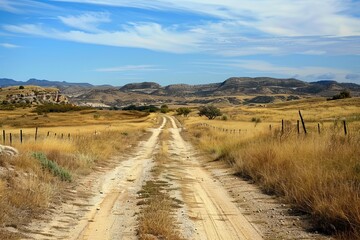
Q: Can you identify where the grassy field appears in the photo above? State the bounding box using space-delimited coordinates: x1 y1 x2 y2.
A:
182 97 360 239
0 108 155 239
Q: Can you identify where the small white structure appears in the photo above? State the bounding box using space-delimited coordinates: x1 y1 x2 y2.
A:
0 144 19 156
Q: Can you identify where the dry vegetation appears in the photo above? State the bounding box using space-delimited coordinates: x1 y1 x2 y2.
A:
137 129 184 240
0 109 155 239
0 85 58 99
183 97 360 239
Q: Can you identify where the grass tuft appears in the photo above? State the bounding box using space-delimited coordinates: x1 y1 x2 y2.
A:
32 152 72 182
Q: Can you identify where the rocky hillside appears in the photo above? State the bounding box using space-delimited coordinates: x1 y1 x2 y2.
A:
0 85 68 106
1 77 359 107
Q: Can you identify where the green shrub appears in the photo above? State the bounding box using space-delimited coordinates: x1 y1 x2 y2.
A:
198 105 222 120
32 152 72 182
33 103 90 114
176 107 191 117
122 104 159 112
328 90 351 100
160 104 169 113
251 117 261 123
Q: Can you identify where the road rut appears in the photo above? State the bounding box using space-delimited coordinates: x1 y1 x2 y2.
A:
23 116 263 240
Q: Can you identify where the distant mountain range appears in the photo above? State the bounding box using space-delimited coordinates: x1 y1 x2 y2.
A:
1 77 359 107
0 78 93 88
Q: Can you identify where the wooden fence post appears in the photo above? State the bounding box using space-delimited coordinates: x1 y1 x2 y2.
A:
35 127 38 141
269 124 272 131
20 130 23 143
9 133 12 146
299 110 307 135
297 120 300 134
281 119 284 135
318 123 321 134
2 130 5 144
343 120 347 135
68 133 71 140
47 131 50 137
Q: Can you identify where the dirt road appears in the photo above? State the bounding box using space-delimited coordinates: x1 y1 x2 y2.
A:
165 116 262 240
22 116 325 239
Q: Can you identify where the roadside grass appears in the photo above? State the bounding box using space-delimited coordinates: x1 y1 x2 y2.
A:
221 97 360 123
137 128 184 240
183 97 360 239
0 110 155 239
0 108 151 128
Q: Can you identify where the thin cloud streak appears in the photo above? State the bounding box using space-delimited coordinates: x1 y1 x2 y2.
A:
190 59 359 82
0 0 60 13
95 64 165 72
223 60 357 82
3 21 360 56
229 60 348 76
58 12 111 33
0 42 20 48
52 0 360 37
3 23 200 53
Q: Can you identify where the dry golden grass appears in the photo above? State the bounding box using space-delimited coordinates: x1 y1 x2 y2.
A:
137 128 183 240
221 97 360 123
0 108 151 128
0 85 58 100
183 97 360 239
0 109 156 239
137 180 183 240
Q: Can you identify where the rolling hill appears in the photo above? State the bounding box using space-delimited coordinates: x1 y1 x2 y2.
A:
1 77 359 107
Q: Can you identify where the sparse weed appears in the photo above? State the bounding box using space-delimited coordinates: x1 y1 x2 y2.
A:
32 152 72 182
0 110 153 239
187 124 360 239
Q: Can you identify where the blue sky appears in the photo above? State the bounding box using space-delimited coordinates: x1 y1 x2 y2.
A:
0 0 360 86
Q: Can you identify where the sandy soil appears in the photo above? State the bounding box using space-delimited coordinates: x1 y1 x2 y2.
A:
20 116 332 240
165 116 262 240
21 118 166 240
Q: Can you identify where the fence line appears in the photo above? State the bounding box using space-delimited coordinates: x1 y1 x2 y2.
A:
195 118 349 136
194 123 248 134
2 127 74 146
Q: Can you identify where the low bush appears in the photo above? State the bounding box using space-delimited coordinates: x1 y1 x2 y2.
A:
32 152 72 182
33 103 90 114
122 104 159 112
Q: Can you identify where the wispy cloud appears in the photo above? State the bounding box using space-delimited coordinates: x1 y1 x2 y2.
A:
95 64 164 72
4 21 360 56
224 60 356 82
58 12 111 32
3 23 200 53
228 60 347 76
191 59 359 82
0 43 20 48
52 0 360 37
0 0 59 13
2 0 360 57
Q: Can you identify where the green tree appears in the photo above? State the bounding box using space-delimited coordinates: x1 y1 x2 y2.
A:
198 105 222 120
160 104 169 113
176 107 191 117
328 90 351 100
19 85 25 89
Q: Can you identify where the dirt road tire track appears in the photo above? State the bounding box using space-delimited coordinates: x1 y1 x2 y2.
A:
166 116 263 240
23 116 264 240
73 117 167 240
22 117 167 240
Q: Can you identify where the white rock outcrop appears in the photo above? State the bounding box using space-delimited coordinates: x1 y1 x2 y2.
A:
0 144 19 156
